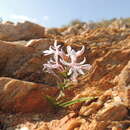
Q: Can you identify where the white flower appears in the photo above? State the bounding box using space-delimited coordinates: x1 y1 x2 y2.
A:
60 56 91 82
43 59 62 80
43 59 64 73
66 45 85 62
43 43 91 82
43 40 64 64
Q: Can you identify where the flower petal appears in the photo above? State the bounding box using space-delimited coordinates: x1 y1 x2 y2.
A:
79 57 86 65
54 40 57 47
43 50 51 54
78 69 85 75
81 64 92 70
67 46 72 54
49 46 55 52
68 68 73 75
76 46 85 57
60 59 70 66
71 71 78 82
69 49 77 62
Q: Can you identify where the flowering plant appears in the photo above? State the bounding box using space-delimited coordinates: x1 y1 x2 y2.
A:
43 40 91 83
43 40 92 103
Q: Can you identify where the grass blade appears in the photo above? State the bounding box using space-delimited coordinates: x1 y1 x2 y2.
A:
59 97 97 108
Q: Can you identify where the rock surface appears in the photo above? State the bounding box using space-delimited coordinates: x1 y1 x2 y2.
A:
0 21 45 41
114 61 130 108
0 77 58 113
0 20 129 130
0 38 59 85
0 40 34 76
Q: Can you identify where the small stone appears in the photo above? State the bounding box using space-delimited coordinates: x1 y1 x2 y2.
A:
19 127 29 130
32 114 41 121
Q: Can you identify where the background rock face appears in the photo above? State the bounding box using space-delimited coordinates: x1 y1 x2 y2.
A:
0 21 45 41
114 61 130 108
0 20 130 130
0 38 58 85
0 40 34 76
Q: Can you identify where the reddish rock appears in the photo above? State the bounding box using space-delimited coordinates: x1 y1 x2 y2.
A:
0 39 58 85
0 40 34 76
0 21 130 129
89 49 130 82
26 38 53 51
0 77 58 113
13 56 58 85
114 60 130 108
77 48 130 98
45 28 62 36
82 101 127 130
95 103 127 121
112 126 123 130
79 90 112 116
14 39 64 85
0 21 45 41
46 113 81 130
87 120 109 130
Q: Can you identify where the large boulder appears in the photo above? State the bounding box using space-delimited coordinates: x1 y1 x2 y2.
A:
0 39 60 85
0 40 34 76
0 21 45 41
0 77 58 113
13 39 63 85
13 39 57 84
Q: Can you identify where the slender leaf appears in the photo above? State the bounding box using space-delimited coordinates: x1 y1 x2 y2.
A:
58 97 97 108
46 95 97 108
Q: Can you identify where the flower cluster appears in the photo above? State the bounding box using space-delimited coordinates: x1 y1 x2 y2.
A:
43 40 91 82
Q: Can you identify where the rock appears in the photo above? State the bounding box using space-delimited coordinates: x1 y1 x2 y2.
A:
32 114 41 121
79 90 112 116
87 120 109 130
0 19 130 129
45 28 62 36
0 40 34 77
26 38 53 51
78 48 130 98
90 49 130 82
0 21 45 41
112 126 123 130
13 56 58 85
0 77 58 113
16 127 29 130
0 39 58 85
79 100 103 117
78 89 128 130
85 100 127 130
62 25 79 35
13 39 62 85
46 113 80 130
108 19 125 29
95 103 128 121
114 60 130 108
7 40 28 46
